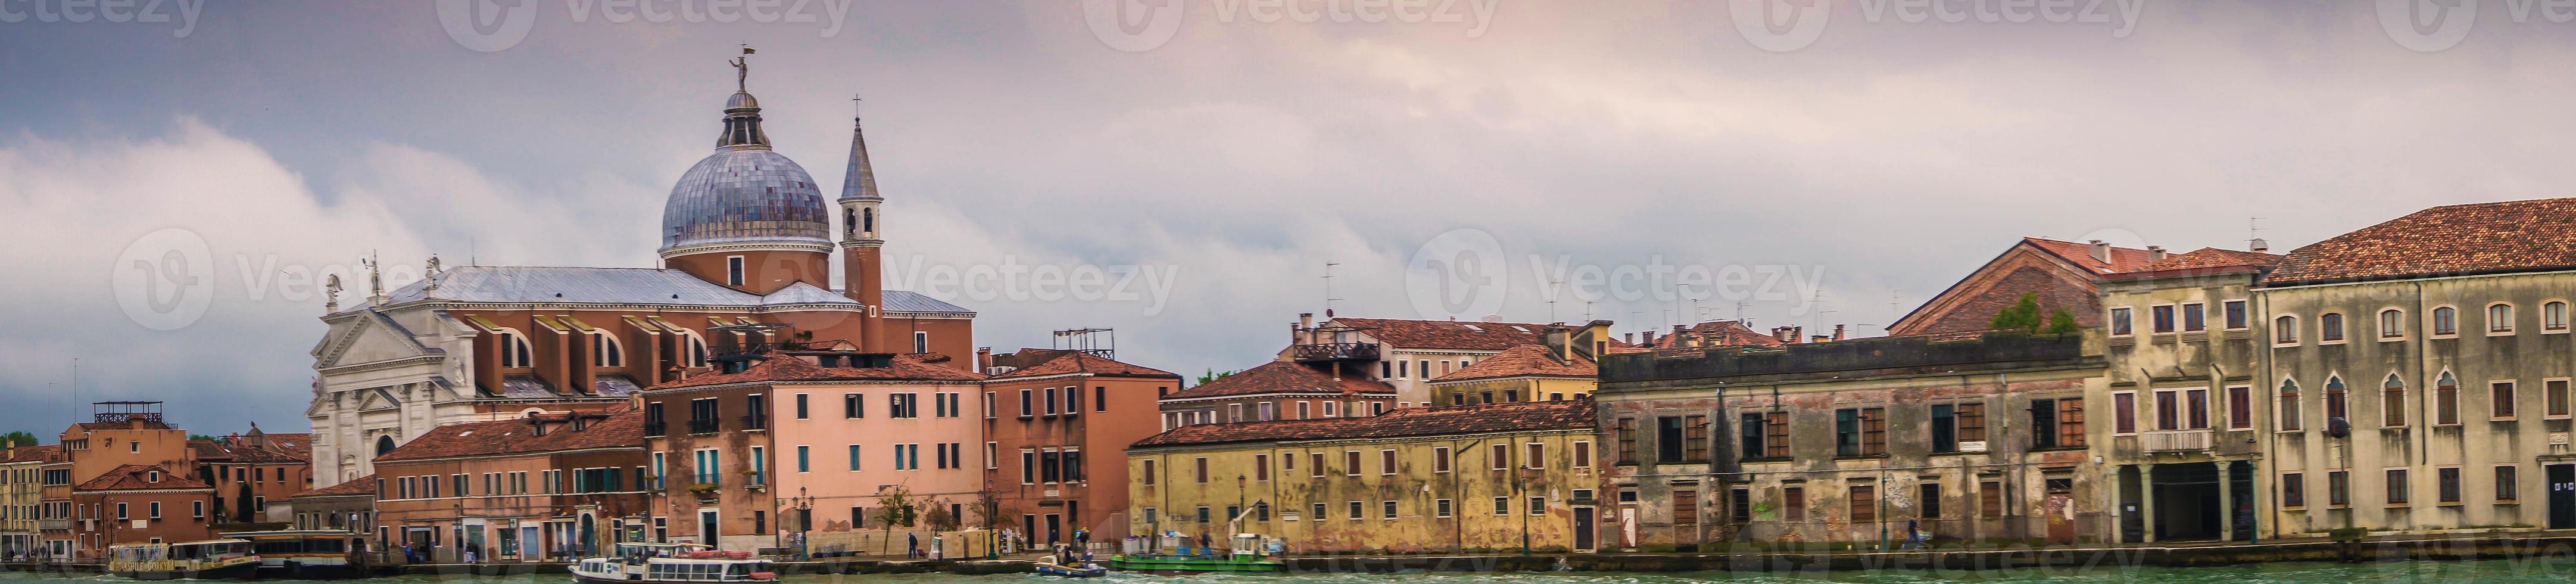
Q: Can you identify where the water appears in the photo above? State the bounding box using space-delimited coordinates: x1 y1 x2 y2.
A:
0 560 2565 584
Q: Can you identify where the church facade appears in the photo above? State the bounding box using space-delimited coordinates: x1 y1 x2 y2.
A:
304 57 974 489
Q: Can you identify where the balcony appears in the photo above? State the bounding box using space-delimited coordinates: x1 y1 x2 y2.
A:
1291 341 1380 363
643 421 666 437
686 418 722 434
38 519 68 531
2142 429 2215 452
740 414 769 431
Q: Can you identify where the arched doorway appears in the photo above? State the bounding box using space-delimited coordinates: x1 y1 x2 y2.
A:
375 435 397 457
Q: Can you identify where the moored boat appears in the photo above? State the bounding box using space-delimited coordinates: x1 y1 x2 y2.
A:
1109 534 1282 574
107 539 262 580
1033 561 1109 577
571 542 779 584
223 529 368 579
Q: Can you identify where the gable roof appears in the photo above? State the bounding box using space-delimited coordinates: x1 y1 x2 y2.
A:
1328 318 1561 352
292 474 378 499
2019 237 2162 275
990 352 1180 380
1890 238 2154 337
375 411 645 462
2138 247 2284 272
1432 344 1596 382
191 437 308 464
1134 399 1595 448
1162 361 1396 400
1646 320 1783 349
647 351 987 390
5 445 61 463
2265 198 2576 285
77 464 210 490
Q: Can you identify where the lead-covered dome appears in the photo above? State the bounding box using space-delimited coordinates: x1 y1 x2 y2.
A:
659 148 831 253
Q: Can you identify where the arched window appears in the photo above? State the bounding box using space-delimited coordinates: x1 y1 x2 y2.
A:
862 207 875 234
2489 303 2516 334
2324 376 2348 421
2381 374 2407 427
495 329 532 368
844 207 857 237
2436 371 2460 425
683 333 712 368
374 436 397 457
2432 306 2458 336
2278 378 2303 431
2546 301 2569 331
2379 309 2405 338
592 333 623 368
2275 315 2299 344
2319 312 2345 341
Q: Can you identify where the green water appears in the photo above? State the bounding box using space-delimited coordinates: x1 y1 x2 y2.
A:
0 561 2566 583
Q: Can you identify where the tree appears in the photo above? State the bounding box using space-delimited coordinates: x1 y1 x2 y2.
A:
1196 369 1236 386
874 486 916 554
921 497 959 534
0 431 42 448
189 434 219 442
1988 293 2045 333
2043 308 2081 335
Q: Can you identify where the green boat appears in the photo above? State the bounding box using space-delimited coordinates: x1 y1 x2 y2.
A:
1109 535 1283 573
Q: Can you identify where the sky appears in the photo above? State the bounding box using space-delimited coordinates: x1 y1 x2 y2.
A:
2 0 2572 437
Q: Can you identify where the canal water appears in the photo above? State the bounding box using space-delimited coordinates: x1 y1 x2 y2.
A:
0 560 2568 583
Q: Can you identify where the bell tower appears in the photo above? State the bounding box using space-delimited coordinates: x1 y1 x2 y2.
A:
839 99 888 352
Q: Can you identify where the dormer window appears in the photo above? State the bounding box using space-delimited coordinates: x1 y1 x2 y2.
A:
497 330 533 368
592 333 624 368
726 256 746 287
146 471 160 483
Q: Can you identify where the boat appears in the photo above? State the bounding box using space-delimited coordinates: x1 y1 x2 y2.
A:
222 529 369 579
571 542 779 584
1033 561 1109 577
1109 534 1283 574
106 539 263 580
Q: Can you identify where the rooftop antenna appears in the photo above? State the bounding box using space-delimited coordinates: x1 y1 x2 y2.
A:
1583 301 1595 322
2247 217 2270 251
1546 275 1561 323
1322 262 1342 317
70 358 79 419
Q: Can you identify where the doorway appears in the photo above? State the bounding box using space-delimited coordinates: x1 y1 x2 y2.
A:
1573 507 1596 552
699 510 719 546
2549 464 2576 529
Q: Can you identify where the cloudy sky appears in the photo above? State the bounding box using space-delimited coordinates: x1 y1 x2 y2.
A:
1 1 2568 436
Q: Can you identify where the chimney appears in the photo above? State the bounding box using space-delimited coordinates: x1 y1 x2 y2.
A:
975 347 994 373
2250 238 2270 253
2146 246 2166 263
1639 330 1657 346
1832 324 1847 341
2089 240 2112 263
1583 320 1613 360
1623 333 1635 346
1542 328 1572 364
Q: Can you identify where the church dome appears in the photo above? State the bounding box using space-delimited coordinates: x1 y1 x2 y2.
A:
659 148 831 253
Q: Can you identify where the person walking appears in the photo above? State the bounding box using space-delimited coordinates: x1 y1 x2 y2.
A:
1902 518 1926 551
907 532 920 560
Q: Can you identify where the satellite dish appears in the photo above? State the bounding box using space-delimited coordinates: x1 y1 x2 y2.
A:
2326 417 2351 439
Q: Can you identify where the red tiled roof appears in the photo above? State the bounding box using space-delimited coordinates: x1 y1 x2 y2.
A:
1134 399 1595 448
991 352 1180 380
1909 265 2104 336
375 411 645 462
648 352 987 390
191 435 310 464
2266 198 2576 285
2135 247 2284 272
1433 345 1595 382
291 474 378 498
77 464 210 490
1646 320 1783 349
1330 318 1564 352
5 445 61 463
2020 237 2161 275
1161 361 1396 400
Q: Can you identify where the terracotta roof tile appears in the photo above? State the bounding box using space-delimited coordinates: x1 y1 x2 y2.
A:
648 352 987 390
1433 345 1595 382
191 439 308 464
1134 399 1594 448
291 474 378 498
1161 361 1396 400
375 410 645 462
2021 237 2161 275
77 464 210 490
991 352 1180 380
5 445 61 463
2135 247 2284 272
1330 318 1565 352
1646 320 1783 349
2266 198 2576 285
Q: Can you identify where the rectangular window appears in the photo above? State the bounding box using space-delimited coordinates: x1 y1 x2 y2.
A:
1433 446 1452 473
1956 403 1984 442
1491 497 1510 515
1742 412 1771 458
1860 408 1885 455
2439 380 2460 424
1616 418 1639 463
1920 483 1942 518
2553 380 2573 418
1526 443 1547 469
1490 443 1509 471
1527 496 1546 515
2498 465 2520 501
2494 381 2518 419
2224 300 2248 330
796 446 810 473
794 393 809 420
2328 471 2349 507
1783 487 1805 521
2150 305 2174 334
1849 485 1876 522
1683 415 1709 461
913 331 928 354
1980 481 2003 517
725 256 744 286
1573 441 1593 468
1380 449 1398 476
2281 473 2306 508
1384 501 1399 520
1435 498 1452 518
848 445 862 471
1140 459 1156 486
2109 307 2134 336
1351 501 1366 520
1195 457 1209 484
2438 467 2461 504
2385 382 2408 427
1835 409 1861 456
844 393 864 418
2387 468 2410 504
2228 386 2253 430
1931 404 1960 452
2060 399 2086 447
1346 451 1363 476
1656 416 1686 462
1309 453 1324 478
2112 393 2136 434
2181 303 2206 332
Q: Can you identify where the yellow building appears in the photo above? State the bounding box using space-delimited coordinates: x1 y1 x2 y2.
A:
1126 400 1605 555
0 443 55 559
1427 344 1604 406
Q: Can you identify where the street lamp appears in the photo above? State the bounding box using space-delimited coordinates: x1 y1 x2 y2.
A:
786 487 815 561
